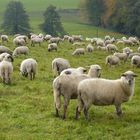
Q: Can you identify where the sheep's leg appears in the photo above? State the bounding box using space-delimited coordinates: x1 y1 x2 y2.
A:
115 104 122 116
62 98 69 119
83 106 89 120
29 73 32 80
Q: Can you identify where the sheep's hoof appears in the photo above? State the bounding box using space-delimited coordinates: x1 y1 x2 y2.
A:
117 111 123 117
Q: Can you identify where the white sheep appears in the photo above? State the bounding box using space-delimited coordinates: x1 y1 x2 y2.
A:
53 64 102 119
48 43 57 52
72 48 85 55
123 47 133 54
31 36 44 46
13 37 25 46
13 46 29 57
52 58 70 77
113 52 129 63
131 55 140 67
106 55 120 66
86 44 94 53
0 53 9 62
0 46 13 55
76 71 137 119
1 35 9 43
60 67 87 75
20 58 37 80
0 54 13 84
129 53 140 59
106 44 118 53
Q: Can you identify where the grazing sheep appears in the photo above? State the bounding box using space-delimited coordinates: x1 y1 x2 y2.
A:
52 58 70 77
76 71 137 119
131 55 140 67
49 37 62 44
53 64 102 119
97 46 107 51
128 53 140 59
48 43 57 52
106 44 118 53
68 37 74 44
72 35 83 42
60 67 87 76
138 47 140 52
31 36 44 46
113 52 129 63
0 46 13 55
86 44 94 53
106 55 120 66
20 58 37 80
1 35 9 43
13 46 29 57
44 34 52 41
123 47 133 54
72 48 85 55
0 53 9 62
0 54 13 84
13 37 25 46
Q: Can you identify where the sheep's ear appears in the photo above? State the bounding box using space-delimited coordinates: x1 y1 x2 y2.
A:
133 74 138 77
121 74 126 77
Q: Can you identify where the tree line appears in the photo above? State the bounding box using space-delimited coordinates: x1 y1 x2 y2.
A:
1 1 65 36
80 0 140 37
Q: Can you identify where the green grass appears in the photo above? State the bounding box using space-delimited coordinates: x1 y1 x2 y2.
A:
0 35 140 140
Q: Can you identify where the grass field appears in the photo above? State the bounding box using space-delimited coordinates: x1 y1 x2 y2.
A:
0 1 140 140
0 35 140 140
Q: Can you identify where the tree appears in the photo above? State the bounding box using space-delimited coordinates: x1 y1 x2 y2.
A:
79 0 105 27
1 1 31 34
40 5 65 36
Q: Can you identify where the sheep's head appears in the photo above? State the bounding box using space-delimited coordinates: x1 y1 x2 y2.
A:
121 71 138 85
4 54 14 62
21 71 28 77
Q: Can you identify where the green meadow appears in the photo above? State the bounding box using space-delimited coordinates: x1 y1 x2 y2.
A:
0 0 140 140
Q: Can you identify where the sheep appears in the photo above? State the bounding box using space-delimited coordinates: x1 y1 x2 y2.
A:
131 55 140 67
97 46 107 51
113 52 129 63
86 44 94 53
72 35 83 42
60 67 87 76
72 42 85 47
106 44 118 53
52 58 70 77
0 53 10 62
0 54 13 84
76 71 137 119
106 55 120 67
72 48 85 55
123 47 133 54
13 46 29 57
48 43 57 52
137 47 140 52
44 34 52 41
105 35 111 41
31 36 44 46
1 35 9 43
53 64 102 119
20 58 37 80
0 46 13 55
128 53 140 59
68 37 74 44
49 37 62 44
13 37 25 46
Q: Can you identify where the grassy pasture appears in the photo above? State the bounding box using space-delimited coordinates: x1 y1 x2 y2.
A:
0 34 140 140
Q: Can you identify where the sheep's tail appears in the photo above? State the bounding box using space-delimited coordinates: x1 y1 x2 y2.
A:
53 77 61 110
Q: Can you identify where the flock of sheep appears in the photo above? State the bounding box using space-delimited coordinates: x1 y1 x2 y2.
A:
0 33 139 120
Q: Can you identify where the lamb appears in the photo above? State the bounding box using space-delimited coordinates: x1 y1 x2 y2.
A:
60 67 87 75
53 64 102 119
76 71 137 119
52 58 70 77
113 52 129 63
20 58 37 80
13 46 29 57
106 55 120 66
86 44 94 53
48 43 57 52
0 46 13 55
1 35 9 43
131 55 140 67
0 54 13 84
72 48 85 55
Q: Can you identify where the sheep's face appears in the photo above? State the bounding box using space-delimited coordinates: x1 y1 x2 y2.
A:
122 71 138 85
21 71 28 77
